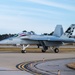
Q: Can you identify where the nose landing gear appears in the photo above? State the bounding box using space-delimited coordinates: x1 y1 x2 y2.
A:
21 44 30 53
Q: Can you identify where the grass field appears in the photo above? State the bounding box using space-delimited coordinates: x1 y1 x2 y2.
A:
0 46 75 53
67 63 75 70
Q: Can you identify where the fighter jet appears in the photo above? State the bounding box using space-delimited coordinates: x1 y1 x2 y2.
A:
0 24 75 53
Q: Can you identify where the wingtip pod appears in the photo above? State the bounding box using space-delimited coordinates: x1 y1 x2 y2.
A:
71 24 75 31
71 24 75 26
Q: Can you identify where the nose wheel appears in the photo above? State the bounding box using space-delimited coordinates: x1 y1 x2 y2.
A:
21 50 26 53
54 48 59 53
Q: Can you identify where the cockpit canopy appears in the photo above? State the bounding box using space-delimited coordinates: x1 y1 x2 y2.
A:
18 31 36 37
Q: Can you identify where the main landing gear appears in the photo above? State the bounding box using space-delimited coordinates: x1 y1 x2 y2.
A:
42 47 59 53
50 47 59 53
42 46 48 53
21 44 30 53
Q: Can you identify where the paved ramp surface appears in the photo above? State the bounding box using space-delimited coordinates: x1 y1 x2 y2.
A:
0 53 75 75
17 58 75 75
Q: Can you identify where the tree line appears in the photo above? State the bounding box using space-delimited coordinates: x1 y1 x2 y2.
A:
0 34 15 41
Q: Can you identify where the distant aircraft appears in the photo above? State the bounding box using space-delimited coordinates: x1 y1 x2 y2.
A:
0 24 75 53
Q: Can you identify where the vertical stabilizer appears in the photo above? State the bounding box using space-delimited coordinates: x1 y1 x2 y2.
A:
64 24 75 37
61 24 75 38
53 25 64 37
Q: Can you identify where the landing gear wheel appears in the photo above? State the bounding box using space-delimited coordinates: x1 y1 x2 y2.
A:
42 50 46 53
21 50 26 53
54 48 59 53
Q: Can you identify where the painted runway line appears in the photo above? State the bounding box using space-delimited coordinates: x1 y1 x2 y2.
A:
17 58 75 75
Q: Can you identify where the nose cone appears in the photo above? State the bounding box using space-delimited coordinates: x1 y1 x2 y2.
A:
0 39 11 44
0 37 22 45
0 37 16 44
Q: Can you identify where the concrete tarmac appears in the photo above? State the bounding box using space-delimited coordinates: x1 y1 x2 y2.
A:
0 52 75 75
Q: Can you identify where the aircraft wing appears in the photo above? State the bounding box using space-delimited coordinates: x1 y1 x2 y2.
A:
20 35 75 43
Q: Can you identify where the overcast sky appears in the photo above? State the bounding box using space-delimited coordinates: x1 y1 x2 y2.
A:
0 0 75 34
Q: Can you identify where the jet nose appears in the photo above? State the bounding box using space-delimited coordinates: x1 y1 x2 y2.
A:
0 40 8 44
